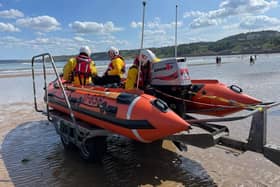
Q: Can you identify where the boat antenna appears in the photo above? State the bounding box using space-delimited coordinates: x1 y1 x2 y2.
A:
175 4 178 58
140 1 146 50
137 1 146 88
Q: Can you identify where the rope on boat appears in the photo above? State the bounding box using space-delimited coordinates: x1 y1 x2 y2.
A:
152 88 264 111
64 85 275 111
65 85 120 99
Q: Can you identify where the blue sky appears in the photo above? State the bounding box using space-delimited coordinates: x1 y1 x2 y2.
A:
0 0 279 59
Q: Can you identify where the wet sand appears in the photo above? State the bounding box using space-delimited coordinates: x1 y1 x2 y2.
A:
0 102 280 187
0 103 217 187
0 103 44 187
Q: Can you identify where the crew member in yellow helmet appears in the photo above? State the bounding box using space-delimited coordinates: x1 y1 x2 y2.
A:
63 46 97 85
125 49 160 90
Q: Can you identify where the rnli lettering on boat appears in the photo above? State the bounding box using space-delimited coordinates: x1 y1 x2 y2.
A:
154 63 174 72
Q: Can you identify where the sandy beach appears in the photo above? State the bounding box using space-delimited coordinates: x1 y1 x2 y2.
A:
1 54 280 186
0 102 45 187
1 99 280 186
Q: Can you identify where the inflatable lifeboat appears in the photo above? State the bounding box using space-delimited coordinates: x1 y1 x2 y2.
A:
150 58 261 117
186 79 261 116
47 80 190 143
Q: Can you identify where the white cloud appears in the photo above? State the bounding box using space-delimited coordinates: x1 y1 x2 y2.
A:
16 16 60 32
184 11 206 18
0 22 20 32
130 17 183 48
131 21 142 28
73 36 91 43
88 34 128 50
131 18 182 30
240 15 280 29
144 31 174 47
0 34 129 56
26 37 78 54
184 0 278 29
0 36 22 43
222 23 240 30
35 32 46 36
145 29 166 35
69 21 123 34
0 36 25 48
96 39 129 48
190 18 219 28
32 37 50 44
147 17 182 30
0 9 24 19
220 0 278 14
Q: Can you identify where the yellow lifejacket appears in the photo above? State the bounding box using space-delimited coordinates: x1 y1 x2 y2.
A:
63 55 97 85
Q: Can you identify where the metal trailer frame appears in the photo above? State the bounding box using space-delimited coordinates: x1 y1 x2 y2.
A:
167 106 280 166
31 53 280 166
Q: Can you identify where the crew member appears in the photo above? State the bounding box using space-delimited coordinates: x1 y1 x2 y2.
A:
125 56 141 89
94 46 126 85
63 46 97 85
125 49 160 90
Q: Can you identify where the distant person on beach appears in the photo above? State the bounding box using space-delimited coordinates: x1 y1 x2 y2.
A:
250 55 255 64
63 46 97 85
125 49 160 90
94 46 126 86
216 56 221 64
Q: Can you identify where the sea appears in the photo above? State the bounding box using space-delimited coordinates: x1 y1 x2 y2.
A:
0 53 280 186
1 53 280 105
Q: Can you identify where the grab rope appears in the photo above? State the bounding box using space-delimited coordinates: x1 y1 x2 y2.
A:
153 88 263 111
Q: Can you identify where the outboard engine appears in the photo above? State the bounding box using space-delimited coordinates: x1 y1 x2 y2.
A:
151 57 191 86
150 57 192 117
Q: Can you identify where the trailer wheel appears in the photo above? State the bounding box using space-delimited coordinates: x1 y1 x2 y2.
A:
79 136 107 162
60 135 76 150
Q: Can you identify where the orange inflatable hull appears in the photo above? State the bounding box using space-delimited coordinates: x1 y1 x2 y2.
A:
187 79 261 116
47 81 190 143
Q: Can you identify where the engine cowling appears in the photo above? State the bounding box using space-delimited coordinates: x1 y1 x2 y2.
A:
151 57 191 86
